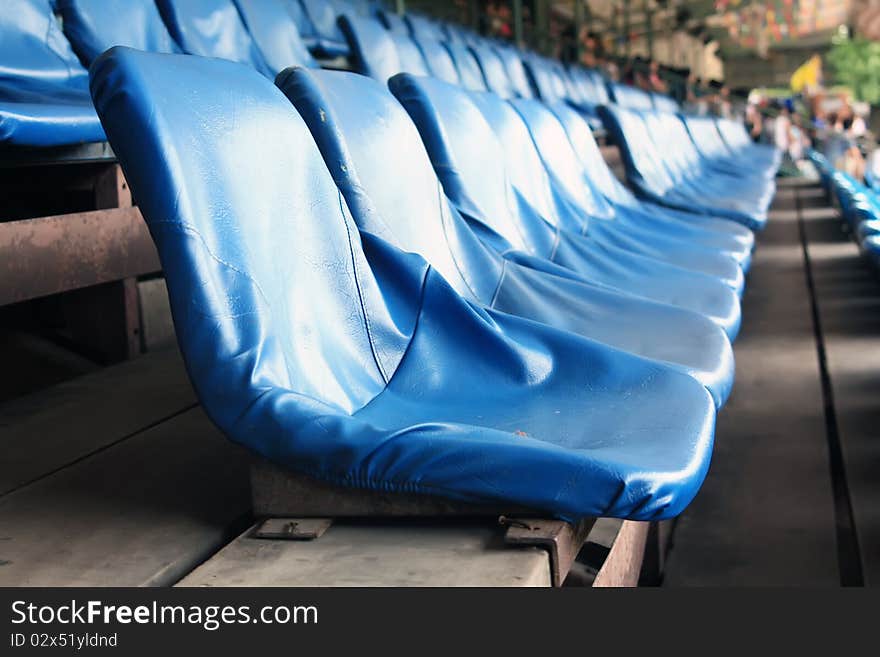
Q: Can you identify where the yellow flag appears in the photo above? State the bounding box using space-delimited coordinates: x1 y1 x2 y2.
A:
791 55 821 92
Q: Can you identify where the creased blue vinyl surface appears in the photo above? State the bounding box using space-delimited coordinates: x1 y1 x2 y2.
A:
0 0 104 146
91 47 716 520
232 0 319 71
508 97 748 293
275 65 734 408
599 103 774 231
154 0 275 77
58 0 181 67
546 100 756 256
382 74 741 339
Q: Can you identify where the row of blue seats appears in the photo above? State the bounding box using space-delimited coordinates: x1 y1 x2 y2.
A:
84 38 777 520
811 151 880 269
0 0 680 147
291 3 776 231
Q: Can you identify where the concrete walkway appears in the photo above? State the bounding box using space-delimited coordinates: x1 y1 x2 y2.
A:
664 179 858 586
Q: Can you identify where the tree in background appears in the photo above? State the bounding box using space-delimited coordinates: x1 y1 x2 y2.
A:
827 35 880 105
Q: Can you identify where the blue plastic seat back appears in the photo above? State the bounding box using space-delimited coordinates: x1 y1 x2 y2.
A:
567 69 595 104
391 33 431 77
585 70 610 104
560 67 587 105
340 0 376 16
440 23 461 43
233 0 318 71
651 92 679 113
387 74 546 256
547 101 628 204
546 63 570 102
599 103 676 195
521 55 559 102
90 47 419 417
375 8 408 34
642 111 695 176
715 117 751 151
469 43 514 98
155 0 275 77
492 46 533 98
510 98 613 226
275 67 501 305
0 0 89 90
468 92 560 224
299 0 350 54
57 0 181 66
412 37 460 85
0 0 107 146
443 41 487 91
337 14 401 81
609 82 653 110
405 13 446 41
283 0 319 44
683 115 731 161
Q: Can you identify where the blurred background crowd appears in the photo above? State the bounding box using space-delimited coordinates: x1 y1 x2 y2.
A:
426 0 880 180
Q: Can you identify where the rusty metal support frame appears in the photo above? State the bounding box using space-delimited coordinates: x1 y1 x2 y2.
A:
1 161 161 362
250 457 594 587
252 518 334 540
0 204 158 307
500 516 594 587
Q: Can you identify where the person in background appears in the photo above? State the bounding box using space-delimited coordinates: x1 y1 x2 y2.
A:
849 110 867 139
774 104 792 153
648 60 667 93
789 114 809 162
745 103 763 142
715 86 732 119
605 59 619 82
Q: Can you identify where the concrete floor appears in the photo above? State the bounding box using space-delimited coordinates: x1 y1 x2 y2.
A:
665 179 878 587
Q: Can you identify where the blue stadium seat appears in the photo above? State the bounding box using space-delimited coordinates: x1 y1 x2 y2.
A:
545 102 753 268
600 104 771 230
651 92 679 113
0 0 104 146
58 0 181 66
492 45 534 99
91 47 717 520
443 42 488 91
682 115 770 177
547 102 755 257
155 0 275 78
641 111 774 224
375 8 408 35
283 0 321 51
509 99 747 294
297 0 350 57
389 33 431 77
468 43 515 99
337 14 401 81
607 82 654 110
716 116 781 170
404 13 447 42
381 74 741 340
233 0 319 71
522 55 560 102
277 67 735 407
411 37 460 85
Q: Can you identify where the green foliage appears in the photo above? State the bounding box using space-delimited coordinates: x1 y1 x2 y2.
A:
826 36 880 104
